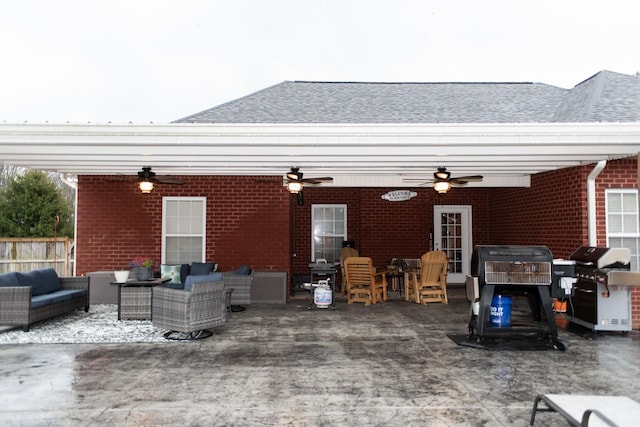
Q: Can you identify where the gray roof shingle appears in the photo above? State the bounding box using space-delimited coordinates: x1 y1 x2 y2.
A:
175 70 640 124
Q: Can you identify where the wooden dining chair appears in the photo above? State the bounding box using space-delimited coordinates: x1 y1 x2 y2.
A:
417 250 449 304
344 257 387 305
339 247 359 293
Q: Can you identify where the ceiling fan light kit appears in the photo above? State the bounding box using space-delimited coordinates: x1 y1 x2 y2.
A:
287 182 303 193
433 181 451 194
139 180 154 193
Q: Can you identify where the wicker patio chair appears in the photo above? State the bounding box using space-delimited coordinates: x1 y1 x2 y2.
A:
152 280 232 340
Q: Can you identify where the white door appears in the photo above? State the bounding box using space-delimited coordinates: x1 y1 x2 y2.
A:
433 205 473 284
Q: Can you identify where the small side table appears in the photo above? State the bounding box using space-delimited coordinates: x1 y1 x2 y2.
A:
110 278 170 320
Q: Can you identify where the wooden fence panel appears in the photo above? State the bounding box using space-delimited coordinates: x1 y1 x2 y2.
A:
0 238 74 275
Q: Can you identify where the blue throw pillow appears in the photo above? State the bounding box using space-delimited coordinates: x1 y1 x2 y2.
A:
190 262 216 276
0 272 20 288
183 272 223 292
180 264 191 285
235 265 252 275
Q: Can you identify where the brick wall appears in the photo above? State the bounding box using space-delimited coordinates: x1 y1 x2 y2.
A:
487 165 589 258
76 176 290 276
487 157 639 328
293 187 491 273
593 158 639 327
78 158 639 325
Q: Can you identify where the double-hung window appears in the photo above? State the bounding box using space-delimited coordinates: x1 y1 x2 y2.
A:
606 189 640 270
162 197 206 264
311 204 347 263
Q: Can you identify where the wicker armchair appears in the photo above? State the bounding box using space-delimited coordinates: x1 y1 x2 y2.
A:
152 280 232 340
221 271 252 307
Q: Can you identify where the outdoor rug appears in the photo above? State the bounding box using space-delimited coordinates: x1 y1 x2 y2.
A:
0 304 170 344
448 333 569 351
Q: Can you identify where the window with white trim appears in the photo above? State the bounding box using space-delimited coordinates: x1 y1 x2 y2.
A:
311 204 347 263
162 197 206 264
606 189 640 271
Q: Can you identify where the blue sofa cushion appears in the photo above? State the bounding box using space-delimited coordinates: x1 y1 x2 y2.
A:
16 268 60 296
190 262 217 276
0 272 20 287
183 272 223 292
31 289 87 309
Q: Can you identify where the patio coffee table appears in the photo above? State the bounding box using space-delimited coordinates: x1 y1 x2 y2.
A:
111 278 170 320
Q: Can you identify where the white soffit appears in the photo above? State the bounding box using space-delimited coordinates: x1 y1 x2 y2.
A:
0 122 638 188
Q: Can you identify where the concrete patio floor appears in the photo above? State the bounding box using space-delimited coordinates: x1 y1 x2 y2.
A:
1 287 639 426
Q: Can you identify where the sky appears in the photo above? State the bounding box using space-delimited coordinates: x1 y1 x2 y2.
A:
0 0 638 124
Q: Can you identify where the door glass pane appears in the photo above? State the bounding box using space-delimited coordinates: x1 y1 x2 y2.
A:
440 212 463 274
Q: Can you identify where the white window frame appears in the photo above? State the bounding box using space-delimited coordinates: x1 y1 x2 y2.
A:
311 204 347 263
161 197 207 264
605 189 640 271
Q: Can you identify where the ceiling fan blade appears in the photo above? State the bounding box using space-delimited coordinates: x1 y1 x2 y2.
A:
302 177 333 185
152 175 184 185
402 178 434 183
450 175 483 184
104 175 136 182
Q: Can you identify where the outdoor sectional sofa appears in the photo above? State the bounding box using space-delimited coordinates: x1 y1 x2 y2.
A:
0 267 90 331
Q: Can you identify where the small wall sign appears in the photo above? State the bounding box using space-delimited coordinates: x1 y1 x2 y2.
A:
381 190 417 202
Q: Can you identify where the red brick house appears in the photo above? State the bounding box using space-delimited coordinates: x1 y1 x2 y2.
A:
1 70 639 322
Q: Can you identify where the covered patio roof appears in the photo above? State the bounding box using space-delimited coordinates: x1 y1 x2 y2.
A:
0 121 639 188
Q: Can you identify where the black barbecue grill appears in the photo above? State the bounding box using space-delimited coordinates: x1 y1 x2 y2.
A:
568 246 640 332
466 245 564 349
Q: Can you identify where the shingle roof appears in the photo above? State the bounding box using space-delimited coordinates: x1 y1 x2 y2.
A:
175 70 640 124
552 71 640 122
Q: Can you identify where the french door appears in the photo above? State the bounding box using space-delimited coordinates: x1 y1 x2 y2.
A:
433 205 473 283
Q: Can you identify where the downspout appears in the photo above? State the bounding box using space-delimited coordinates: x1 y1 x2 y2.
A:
587 160 607 246
60 173 78 276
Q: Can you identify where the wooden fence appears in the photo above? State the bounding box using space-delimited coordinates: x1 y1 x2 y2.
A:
0 237 74 275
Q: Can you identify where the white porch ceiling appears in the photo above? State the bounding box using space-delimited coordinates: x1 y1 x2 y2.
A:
0 122 639 188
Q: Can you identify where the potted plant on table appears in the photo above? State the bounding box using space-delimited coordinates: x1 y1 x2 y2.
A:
130 257 154 281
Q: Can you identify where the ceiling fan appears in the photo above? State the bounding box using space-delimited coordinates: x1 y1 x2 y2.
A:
134 166 184 193
403 167 483 193
284 167 333 205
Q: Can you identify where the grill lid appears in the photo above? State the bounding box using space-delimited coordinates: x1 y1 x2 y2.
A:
471 245 553 285
569 246 630 269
